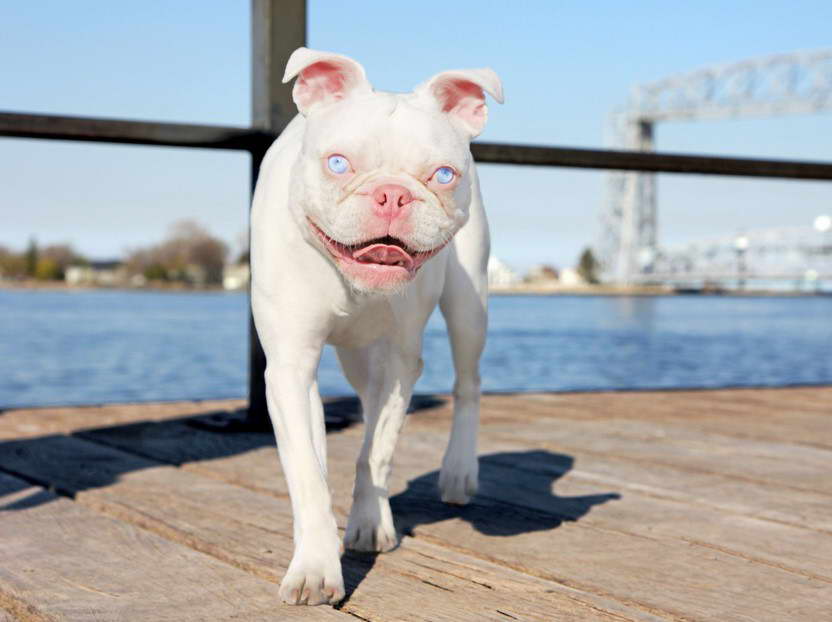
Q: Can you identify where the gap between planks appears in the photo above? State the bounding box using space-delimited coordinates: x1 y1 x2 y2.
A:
69 429 831 618
65 403 832 588
0 440 652 622
3 389 831 620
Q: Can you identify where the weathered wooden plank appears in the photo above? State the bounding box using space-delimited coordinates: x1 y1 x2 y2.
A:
529 437 832 533
474 388 832 450
386 486 832 621
30 392 832 536
68 416 832 620
347 426 832 583
75 400 832 564
342 402 832 535
387 391 832 494
0 472 341 622
404 403 832 532
0 435 649 621
338 429 832 619
3 389 831 620
474 416 832 495
504 388 832 448
482 452 831 580
0 399 245 440
86 480 636 622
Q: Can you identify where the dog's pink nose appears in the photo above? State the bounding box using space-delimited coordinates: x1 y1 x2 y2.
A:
372 184 413 220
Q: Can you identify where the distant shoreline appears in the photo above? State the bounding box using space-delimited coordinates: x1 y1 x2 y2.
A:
0 280 229 294
2 280 827 298
489 284 828 297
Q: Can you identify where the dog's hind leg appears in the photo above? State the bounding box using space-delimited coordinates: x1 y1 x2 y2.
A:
338 339 422 552
438 237 488 505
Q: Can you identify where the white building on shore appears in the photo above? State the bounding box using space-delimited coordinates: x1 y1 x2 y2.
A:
222 263 250 290
487 256 520 288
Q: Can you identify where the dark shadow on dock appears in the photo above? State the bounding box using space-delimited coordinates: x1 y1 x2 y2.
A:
0 394 443 512
0 396 618 605
393 451 619 536
341 450 619 604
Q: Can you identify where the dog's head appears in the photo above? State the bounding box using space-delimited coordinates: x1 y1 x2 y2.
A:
283 48 503 293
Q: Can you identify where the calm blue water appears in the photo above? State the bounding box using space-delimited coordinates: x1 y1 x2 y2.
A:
1 289 830 409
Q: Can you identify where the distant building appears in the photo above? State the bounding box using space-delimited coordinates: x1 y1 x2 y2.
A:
184 264 208 287
525 264 559 283
223 263 250 290
559 267 587 286
487 256 520 288
65 260 125 287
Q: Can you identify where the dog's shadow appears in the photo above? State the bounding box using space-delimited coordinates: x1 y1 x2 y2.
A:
341 449 619 602
0 396 619 605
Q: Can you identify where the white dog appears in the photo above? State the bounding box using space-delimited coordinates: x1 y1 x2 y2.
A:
250 47 502 606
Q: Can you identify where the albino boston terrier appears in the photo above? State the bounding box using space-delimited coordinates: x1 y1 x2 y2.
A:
250 47 503 606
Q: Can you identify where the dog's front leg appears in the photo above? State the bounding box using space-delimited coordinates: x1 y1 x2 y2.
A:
343 340 422 552
265 354 344 606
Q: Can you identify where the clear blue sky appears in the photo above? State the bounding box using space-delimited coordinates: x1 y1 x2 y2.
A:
1 1 831 270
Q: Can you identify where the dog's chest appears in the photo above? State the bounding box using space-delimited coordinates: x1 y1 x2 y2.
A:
326 298 396 348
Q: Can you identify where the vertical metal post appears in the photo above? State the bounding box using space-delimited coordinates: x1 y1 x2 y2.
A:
615 117 657 284
247 0 307 426
636 120 657 276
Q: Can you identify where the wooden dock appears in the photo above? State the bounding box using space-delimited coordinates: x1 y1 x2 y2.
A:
1 386 830 621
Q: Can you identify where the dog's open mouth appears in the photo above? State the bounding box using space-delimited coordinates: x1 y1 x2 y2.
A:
309 219 443 274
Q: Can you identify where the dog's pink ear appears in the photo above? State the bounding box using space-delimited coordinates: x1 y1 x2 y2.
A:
417 68 504 138
283 47 372 115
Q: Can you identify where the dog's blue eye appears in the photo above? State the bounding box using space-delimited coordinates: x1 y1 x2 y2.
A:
327 155 350 174
434 167 455 184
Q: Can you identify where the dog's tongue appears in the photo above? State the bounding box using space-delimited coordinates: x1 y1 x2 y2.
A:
353 243 414 269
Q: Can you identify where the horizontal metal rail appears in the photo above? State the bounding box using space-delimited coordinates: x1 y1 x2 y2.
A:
472 142 832 180
0 112 272 152
3 111 832 180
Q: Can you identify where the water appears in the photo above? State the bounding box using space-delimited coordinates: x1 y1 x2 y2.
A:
1 289 830 409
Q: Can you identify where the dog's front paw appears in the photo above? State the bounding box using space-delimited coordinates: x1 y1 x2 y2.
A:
344 502 398 552
439 454 478 505
279 540 344 606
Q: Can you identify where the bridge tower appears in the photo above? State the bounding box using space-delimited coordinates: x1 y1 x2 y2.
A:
601 49 832 283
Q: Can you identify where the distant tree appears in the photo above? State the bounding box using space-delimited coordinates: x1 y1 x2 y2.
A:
125 220 228 286
39 244 87 280
124 248 149 279
34 257 62 281
577 247 600 284
143 263 169 282
0 246 26 278
186 235 228 284
24 238 38 277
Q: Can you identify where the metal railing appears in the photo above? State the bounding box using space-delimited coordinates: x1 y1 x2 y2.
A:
3 0 832 423
5 111 832 181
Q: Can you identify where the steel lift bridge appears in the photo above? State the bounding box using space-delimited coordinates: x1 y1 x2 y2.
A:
601 49 832 285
